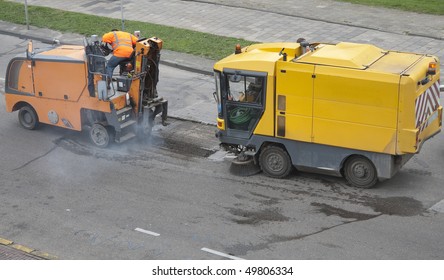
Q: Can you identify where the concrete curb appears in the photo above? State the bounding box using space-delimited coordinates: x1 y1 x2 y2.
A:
0 21 214 78
0 236 58 260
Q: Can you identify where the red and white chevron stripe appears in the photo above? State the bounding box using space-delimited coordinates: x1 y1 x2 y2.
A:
415 79 441 132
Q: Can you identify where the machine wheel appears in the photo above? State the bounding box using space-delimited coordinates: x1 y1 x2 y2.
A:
89 123 112 148
259 145 292 178
18 105 39 130
343 155 378 188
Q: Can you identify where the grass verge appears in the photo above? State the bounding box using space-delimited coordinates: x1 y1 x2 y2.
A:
0 0 256 60
336 0 444 15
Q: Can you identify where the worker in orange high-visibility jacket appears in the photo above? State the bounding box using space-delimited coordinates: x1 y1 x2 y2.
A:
102 29 138 88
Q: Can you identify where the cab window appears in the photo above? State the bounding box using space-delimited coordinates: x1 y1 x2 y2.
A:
6 59 33 95
227 74 264 104
7 59 23 91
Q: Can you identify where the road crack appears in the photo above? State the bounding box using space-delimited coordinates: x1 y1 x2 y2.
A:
11 145 58 171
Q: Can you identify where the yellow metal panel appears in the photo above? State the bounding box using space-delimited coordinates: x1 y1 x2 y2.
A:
314 99 398 128
313 66 399 153
314 66 399 108
370 51 422 74
275 62 314 141
299 42 384 69
213 42 299 74
313 118 397 153
253 77 275 136
284 115 313 142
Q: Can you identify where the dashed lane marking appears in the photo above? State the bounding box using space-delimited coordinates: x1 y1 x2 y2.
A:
201 247 245 260
135 228 160 237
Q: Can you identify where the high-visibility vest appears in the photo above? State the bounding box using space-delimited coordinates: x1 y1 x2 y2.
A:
102 31 135 58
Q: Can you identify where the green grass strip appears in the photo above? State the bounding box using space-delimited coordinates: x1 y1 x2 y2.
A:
0 0 256 60
336 0 444 15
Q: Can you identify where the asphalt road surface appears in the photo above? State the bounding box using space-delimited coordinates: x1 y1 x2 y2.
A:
1 35 444 260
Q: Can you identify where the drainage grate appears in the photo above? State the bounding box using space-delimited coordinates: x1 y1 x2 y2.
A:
0 245 42 260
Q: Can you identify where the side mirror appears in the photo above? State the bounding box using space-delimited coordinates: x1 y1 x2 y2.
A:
229 74 242 83
212 91 219 103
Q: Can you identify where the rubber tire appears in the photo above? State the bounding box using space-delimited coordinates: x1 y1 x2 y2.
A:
89 123 111 148
18 105 39 130
344 155 378 188
259 145 292 178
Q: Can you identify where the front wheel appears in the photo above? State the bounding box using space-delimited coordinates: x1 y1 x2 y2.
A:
18 105 39 130
259 145 293 178
89 123 112 148
343 156 378 188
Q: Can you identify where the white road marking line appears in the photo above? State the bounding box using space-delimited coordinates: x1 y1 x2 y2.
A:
135 227 160 237
429 199 444 213
201 247 245 260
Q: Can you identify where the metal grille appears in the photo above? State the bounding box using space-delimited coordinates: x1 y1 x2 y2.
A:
0 245 42 260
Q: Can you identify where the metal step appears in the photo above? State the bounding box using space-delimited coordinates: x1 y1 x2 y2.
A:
120 119 136 129
116 106 133 124
116 106 132 116
116 132 136 143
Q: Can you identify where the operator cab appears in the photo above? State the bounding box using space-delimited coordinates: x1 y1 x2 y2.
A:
214 69 266 140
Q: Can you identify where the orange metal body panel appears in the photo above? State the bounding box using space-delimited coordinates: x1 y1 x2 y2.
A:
4 55 112 131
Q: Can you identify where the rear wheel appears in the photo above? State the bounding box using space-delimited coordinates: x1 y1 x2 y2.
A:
343 155 378 188
89 123 112 148
18 105 39 130
259 145 292 178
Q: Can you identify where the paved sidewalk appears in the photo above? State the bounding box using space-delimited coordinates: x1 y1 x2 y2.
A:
200 0 444 40
8 0 444 61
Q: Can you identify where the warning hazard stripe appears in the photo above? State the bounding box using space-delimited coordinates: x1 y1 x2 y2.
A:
415 80 441 131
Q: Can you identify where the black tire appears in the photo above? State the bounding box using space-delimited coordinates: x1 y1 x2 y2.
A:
259 145 292 178
343 155 378 188
18 105 39 130
89 123 111 148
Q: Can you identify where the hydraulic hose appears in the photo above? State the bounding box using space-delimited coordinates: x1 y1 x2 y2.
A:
229 107 252 125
